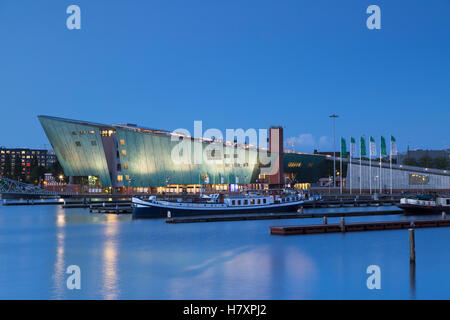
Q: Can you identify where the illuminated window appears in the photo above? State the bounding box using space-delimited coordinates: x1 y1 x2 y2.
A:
125 175 130 181
121 150 126 156
409 174 429 185
80 131 86 135
89 130 95 134
123 163 128 170
117 175 123 182
101 129 116 137
120 139 125 146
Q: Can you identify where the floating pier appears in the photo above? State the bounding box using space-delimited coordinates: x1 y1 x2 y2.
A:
270 218 450 235
166 208 402 223
89 206 132 214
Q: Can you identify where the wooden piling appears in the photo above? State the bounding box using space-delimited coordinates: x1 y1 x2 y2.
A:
409 228 415 263
340 217 345 232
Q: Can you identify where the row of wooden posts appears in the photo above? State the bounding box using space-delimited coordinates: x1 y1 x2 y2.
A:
321 211 447 264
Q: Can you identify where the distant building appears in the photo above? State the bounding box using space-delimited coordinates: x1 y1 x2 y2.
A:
401 149 450 161
0 147 57 177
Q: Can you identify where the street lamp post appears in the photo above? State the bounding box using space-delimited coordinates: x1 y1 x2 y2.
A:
329 114 339 189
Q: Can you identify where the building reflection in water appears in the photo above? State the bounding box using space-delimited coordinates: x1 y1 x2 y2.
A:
52 206 66 299
102 215 120 300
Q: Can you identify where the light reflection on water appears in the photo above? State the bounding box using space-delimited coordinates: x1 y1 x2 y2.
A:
102 215 119 300
52 206 66 299
0 205 449 299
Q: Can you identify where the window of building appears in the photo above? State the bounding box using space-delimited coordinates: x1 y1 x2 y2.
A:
237 200 241 205
89 130 95 134
123 163 128 170
121 150 127 156
120 139 125 146
75 141 81 147
232 200 236 205
80 131 86 135
91 141 97 146
125 175 130 181
117 175 123 182
263 198 267 204
117 164 121 171
409 174 430 185
250 199 255 205
244 200 248 205
72 131 77 135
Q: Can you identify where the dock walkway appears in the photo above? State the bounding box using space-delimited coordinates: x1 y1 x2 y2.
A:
270 218 450 235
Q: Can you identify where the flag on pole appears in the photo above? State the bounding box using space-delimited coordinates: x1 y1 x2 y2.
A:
341 137 348 157
390 135 398 156
350 137 356 157
369 136 377 156
360 137 367 157
381 136 387 156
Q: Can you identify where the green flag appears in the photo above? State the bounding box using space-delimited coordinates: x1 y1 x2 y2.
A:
350 137 356 156
341 137 348 157
360 137 367 157
391 135 398 155
369 136 377 156
381 136 387 156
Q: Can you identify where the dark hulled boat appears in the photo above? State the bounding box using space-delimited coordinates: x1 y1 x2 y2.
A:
132 192 305 218
398 195 450 215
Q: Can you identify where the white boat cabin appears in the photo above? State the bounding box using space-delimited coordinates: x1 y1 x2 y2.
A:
400 197 450 207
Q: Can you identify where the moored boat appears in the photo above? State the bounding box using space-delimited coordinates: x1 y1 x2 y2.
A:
398 194 450 214
132 191 305 218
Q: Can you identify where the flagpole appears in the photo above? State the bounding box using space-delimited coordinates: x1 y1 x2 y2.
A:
379 145 382 194
369 148 372 195
390 136 393 194
340 155 342 194
360 142 362 195
349 138 352 195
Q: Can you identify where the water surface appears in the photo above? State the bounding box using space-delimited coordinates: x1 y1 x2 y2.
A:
0 205 449 299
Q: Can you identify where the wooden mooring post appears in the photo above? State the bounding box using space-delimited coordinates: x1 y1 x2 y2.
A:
340 217 345 232
409 228 415 263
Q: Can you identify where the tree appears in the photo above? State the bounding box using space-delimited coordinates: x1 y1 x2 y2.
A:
418 155 433 168
433 156 449 170
29 165 47 185
403 157 418 167
48 160 67 183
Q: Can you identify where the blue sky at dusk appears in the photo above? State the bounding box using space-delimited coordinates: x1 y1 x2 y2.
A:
0 0 449 152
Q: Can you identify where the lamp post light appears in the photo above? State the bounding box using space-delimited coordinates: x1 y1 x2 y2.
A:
329 114 339 189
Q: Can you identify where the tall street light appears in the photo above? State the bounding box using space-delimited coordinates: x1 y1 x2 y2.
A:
329 114 339 188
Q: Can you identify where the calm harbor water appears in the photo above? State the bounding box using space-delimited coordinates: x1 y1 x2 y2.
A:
0 204 449 299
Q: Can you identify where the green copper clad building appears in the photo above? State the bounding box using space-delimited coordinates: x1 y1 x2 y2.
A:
38 116 331 192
